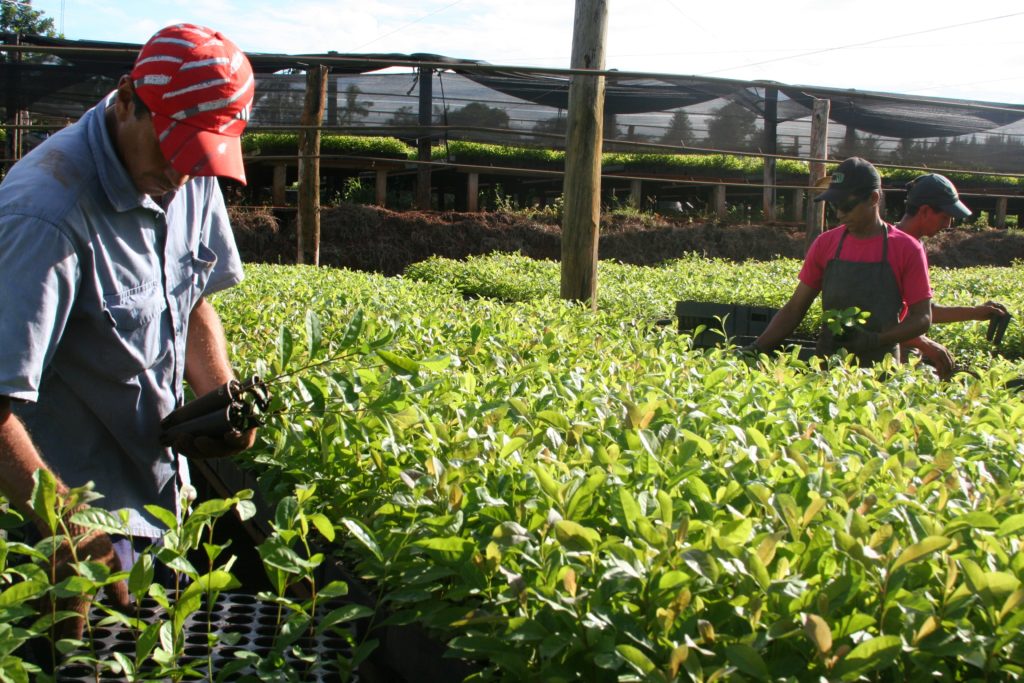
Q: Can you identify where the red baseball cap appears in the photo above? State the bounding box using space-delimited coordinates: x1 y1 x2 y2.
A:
131 24 254 184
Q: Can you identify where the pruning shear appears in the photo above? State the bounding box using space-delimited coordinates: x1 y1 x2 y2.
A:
159 375 271 446
986 306 1011 347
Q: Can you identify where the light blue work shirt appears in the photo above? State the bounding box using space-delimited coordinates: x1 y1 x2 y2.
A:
0 93 244 537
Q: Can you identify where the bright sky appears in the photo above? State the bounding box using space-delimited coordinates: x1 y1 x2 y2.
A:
28 0 1024 105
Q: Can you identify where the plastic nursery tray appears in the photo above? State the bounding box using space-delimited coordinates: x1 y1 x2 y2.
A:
675 300 778 347
56 592 355 682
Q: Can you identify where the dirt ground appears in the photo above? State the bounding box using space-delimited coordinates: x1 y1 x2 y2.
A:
229 203 1024 276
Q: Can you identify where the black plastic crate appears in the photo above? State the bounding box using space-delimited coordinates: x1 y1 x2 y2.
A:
676 300 778 347
56 592 355 682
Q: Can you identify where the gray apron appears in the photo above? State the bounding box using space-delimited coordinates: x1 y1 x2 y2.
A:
815 226 903 365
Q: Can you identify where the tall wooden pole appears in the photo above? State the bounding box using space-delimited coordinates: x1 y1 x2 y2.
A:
560 0 609 307
804 98 830 252
297 65 328 265
762 87 778 222
416 66 433 210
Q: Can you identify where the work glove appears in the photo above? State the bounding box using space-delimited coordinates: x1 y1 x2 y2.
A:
42 520 130 644
167 426 257 460
840 328 880 354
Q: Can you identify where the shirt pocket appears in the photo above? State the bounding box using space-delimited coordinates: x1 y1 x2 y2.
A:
102 280 168 379
191 242 218 299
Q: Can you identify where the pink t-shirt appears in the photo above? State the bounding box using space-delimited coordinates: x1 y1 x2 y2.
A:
799 225 933 312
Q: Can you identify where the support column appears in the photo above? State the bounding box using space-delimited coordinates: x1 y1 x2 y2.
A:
467 172 480 212
297 64 328 265
560 0 609 307
762 87 778 222
375 169 388 207
804 98 830 252
714 184 727 219
995 197 1008 228
790 189 805 222
416 66 433 210
629 178 642 208
272 164 287 205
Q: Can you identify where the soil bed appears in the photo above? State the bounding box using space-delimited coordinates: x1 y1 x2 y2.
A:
230 204 1024 275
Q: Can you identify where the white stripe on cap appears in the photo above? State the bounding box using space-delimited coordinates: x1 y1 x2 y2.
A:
136 74 172 86
181 57 230 71
135 55 184 67
151 36 197 49
164 78 230 100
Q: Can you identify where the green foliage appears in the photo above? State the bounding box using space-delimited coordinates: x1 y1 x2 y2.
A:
200 260 1024 681
242 133 410 158
0 473 363 679
823 307 871 336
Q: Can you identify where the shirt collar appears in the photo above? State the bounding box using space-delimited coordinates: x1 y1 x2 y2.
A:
87 91 165 213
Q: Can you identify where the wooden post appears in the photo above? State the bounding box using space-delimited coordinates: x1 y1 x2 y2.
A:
297 65 328 265
467 172 480 212
629 178 642 208
790 189 805 222
272 164 287 205
560 0 608 307
416 66 433 210
714 184 727 218
995 197 1008 228
804 98 830 252
762 87 778 221
375 169 388 207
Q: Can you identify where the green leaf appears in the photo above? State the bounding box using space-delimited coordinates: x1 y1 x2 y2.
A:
656 489 673 526
341 518 383 562
500 437 528 458
415 536 475 564
339 308 364 348
278 325 295 369
0 580 48 608
565 468 606 520
616 644 656 675
377 349 419 376
533 465 563 505
418 355 452 371
890 535 950 573
30 469 58 533
142 504 178 530
804 614 832 654
316 604 374 634
309 512 336 542
536 410 570 431
553 520 601 552
617 488 642 532
833 635 901 680
997 513 1024 537
725 643 770 679
305 309 323 356
68 507 126 537
128 553 155 597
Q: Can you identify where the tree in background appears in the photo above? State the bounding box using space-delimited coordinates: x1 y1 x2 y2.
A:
1 0 56 40
445 102 509 130
706 101 757 150
835 127 882 159
337 84 374 127
659 109 695 147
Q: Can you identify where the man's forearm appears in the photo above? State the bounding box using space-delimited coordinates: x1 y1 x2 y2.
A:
0 398 69 533
931 305 986 324
184 298 235 397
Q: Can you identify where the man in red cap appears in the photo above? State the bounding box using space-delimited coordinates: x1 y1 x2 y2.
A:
751 157 933 364
0 24 256 636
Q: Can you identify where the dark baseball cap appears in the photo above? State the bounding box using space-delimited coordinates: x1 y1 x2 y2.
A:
814 157 881 203
905 173 971 219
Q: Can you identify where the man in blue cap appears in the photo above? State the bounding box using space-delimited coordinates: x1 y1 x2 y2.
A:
896 173 1008 378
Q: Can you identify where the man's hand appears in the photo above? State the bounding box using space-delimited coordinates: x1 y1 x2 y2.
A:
49 525 129 642
169 426 257 460
978 301 1008 320
841 328 880 354
913 336 955 379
